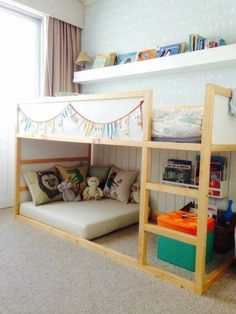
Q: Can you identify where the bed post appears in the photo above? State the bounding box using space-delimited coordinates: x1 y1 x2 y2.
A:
89 144 94 165
14 135 21 216
194 84 215 294
138 90 153 264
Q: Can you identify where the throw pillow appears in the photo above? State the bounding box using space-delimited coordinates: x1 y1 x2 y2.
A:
103 166 137 203
56 165 88 194
88 165 110 189
23 167 62 206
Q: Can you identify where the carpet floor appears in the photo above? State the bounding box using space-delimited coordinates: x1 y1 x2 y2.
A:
1 208 236 314
94 224 234 280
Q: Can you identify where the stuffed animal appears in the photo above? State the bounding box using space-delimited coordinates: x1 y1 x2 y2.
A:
57 179 81 202
83 176 103 201
130 182 140 204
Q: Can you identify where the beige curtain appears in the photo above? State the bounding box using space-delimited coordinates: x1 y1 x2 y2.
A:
44 17 80 96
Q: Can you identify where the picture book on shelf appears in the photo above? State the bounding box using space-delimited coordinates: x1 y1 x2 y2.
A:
157 43 181 57
93 57 107 68
93 52 117 68
137 49 157 61
116 52 138 65
163 159 192 184
195 155 227 196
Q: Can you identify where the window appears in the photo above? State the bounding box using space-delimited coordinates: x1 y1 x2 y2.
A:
0 3 43 208
0 4 42 100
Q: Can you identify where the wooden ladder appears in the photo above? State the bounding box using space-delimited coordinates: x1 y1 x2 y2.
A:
138 84 233 295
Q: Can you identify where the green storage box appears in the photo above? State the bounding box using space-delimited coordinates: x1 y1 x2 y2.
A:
157 231 214 272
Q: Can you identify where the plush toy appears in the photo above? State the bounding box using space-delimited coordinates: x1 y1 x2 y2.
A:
57 179 81 202
83 176 103 201
130 182 140 204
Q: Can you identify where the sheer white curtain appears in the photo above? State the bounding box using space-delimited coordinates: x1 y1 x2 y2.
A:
0 5 42 208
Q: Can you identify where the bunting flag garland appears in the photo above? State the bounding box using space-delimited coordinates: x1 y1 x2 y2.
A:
18 100 144 139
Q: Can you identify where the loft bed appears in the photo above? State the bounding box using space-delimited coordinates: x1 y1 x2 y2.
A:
15 84 236 295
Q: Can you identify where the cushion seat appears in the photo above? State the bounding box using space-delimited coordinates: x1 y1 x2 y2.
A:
20 199 139 240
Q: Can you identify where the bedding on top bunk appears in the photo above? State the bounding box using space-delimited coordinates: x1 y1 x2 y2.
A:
152 106 203 142
20 199 139 240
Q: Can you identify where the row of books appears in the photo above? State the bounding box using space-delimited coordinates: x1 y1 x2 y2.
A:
92 43 186 68
189 34 226 51
163 156 227 197
92 34 227 69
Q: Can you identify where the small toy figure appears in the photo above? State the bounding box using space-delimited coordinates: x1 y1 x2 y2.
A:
57 179 81 202
130 182 140 204
83 176 103 201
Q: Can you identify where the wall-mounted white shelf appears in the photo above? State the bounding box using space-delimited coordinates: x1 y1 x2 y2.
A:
73 44 236 84
161 180 228 199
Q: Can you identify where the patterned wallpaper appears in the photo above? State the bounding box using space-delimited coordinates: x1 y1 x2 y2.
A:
81 0 236 103
81 0 236 210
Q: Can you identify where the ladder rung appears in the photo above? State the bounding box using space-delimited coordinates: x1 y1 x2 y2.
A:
145 141 201 151
146 182 198 198
144 223 197 245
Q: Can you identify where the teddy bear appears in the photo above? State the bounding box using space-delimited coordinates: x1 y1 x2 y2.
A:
82 176 103 201
57 179 81 202
130 182 140 204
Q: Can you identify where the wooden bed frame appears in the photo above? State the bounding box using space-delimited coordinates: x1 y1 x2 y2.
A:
15 84 236 295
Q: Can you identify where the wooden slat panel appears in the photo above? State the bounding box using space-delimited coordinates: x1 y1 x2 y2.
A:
20 90 147 104
145 223 197 245
212 84 232 97
16 214 194 292
195 83 215 295
203 257 235 292
17 135 203 151
142 90 153 141
211 145 236 152
20 156 89 165
14 138 21 216
20 186 29 192
146 141 201 151
146 182 198 198
143 264 194 291
17 134 144 148
138 147 151 264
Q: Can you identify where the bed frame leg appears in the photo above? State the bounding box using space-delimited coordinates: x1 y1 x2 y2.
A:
14 137 21 216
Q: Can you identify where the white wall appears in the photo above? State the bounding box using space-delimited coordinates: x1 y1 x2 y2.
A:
81 0 236 212
11 0 84 28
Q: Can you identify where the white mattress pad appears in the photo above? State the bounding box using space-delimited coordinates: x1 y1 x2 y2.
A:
20 199 139 240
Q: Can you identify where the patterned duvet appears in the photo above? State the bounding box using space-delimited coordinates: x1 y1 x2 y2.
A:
152 106 203 141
